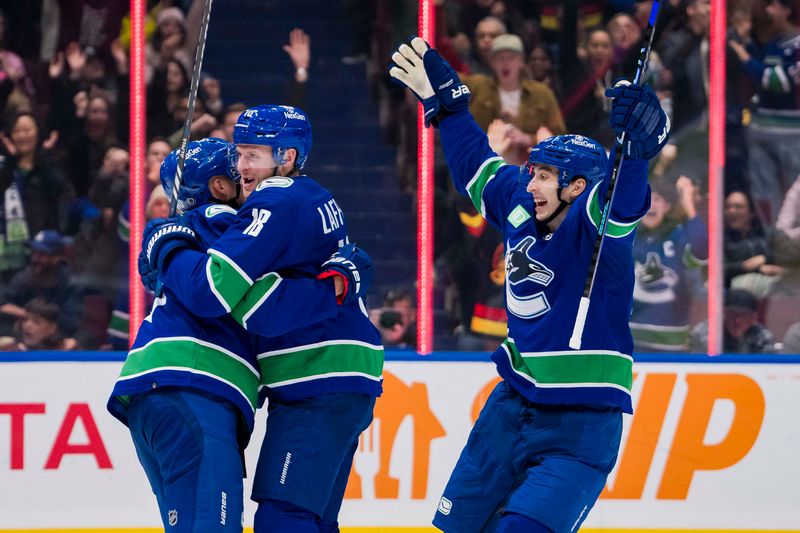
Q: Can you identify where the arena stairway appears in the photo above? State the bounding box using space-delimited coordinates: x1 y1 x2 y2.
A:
203 0 419 308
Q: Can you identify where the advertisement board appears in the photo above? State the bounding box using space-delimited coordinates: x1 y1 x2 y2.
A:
1 356 799 531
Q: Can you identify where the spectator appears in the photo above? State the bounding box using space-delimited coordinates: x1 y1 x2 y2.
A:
728 0 800 223
526 44 561 100
776 176 800 242
466 16 507 75
464 34 566 165
216 102 247 142
690 288 777 353
0 112 68 280
144 137 172 193
0 229 81 337
384 287 417 347
0 9 33 124
723 189 800 293
630 176 708 352
369 307 408 348
145 2 205 84
657 0 710 135
0 298 75 351
66 92 120 196
559 0 616 148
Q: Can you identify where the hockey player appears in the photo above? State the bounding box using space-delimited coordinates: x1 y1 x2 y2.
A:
108 137 371 533
630 176 708 352
139 106 383 532
389 38 669 532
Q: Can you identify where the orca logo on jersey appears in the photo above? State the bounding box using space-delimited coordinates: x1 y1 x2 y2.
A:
505 236 554 319
506 236 554 286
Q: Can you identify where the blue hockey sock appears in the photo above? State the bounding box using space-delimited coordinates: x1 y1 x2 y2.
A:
495 512 553 533
254 499 318 533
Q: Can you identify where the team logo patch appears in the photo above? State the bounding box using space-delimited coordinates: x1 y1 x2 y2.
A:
438 496 453 515
255 177 294 191
506 236 553 286
205 204 237 218
507 204 531 228
168 509 178 526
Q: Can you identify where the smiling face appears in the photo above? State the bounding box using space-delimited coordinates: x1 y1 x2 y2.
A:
724 191 753 233
525 163 563 222
642 191 672 229
235 144 278 197
586 29 613 68
11 115 38 157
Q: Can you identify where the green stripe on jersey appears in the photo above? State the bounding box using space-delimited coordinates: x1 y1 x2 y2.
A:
231 273 283 328
120 338 260 410
466 157 505 216
586 184 641 238
107 311 129 340
630 323 690 351
258 341 384 388
504 339 632 391
207 249 253 312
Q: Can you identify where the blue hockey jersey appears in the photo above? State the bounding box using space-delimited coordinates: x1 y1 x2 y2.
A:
162 176 384 401
440 110 651 413
630 216 708 352
108 203 346 433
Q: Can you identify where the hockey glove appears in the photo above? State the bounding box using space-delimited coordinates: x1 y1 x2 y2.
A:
606 82 670 160
137 249 162 295
389 37 469 127
141 217 201 275
317 243 373 305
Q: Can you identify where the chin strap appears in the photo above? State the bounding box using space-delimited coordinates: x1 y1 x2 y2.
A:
538 186 573 228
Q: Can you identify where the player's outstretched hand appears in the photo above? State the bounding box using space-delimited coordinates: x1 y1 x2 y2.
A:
318 243 373 305
389 37 470 127
606 82 670 160
141 217 201 275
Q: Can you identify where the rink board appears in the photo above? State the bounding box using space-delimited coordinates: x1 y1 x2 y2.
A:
1 354 799 531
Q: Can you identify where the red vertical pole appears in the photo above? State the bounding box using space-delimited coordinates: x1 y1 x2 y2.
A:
707 0 726 355
129 0 147 346
417 0 435 354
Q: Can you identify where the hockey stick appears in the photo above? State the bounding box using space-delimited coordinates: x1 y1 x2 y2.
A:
568 0 662 350
169 0 214 216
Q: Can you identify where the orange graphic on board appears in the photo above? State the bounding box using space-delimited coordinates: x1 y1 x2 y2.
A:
602 373 765 500
345 371 446 499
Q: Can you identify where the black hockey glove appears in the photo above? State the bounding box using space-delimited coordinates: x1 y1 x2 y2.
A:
318 243 373 305
141 217 201 275
389 37 469 127
606 82 670 160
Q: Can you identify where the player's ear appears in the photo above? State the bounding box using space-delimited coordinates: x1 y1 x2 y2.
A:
567 176 587 200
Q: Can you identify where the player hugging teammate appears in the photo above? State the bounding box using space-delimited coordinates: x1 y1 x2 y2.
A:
110 106 383 532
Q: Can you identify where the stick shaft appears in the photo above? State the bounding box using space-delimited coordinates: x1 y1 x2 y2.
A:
568 0 661 350
169 0 214 216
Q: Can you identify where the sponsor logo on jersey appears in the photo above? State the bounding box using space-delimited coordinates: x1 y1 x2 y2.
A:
438 496 453 515
168 509 178 526
255 177 294 191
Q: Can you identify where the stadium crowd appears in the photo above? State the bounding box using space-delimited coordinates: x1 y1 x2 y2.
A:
0 0 797 354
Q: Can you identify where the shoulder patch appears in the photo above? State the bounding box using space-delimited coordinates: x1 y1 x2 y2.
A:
205 204 237 218
507 205 531 228
256 177 294 191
